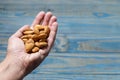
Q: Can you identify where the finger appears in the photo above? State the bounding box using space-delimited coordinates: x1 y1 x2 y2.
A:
42 12 52 26
12 25 30 37
31 11 45 28
48 16 57 27
48 22 58 49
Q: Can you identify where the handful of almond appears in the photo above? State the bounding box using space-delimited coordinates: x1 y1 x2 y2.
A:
21 25 50 53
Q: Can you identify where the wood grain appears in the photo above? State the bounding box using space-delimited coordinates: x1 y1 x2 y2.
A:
0 0 120 80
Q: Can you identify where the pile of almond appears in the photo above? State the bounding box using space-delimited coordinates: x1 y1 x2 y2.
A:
21 25 50 53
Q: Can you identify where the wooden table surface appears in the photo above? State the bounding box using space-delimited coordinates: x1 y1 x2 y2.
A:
0 0 120 80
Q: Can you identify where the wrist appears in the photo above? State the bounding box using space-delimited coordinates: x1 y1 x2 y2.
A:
0 56 25 80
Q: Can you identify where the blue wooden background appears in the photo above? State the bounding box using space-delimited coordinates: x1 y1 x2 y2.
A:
0 0 120 80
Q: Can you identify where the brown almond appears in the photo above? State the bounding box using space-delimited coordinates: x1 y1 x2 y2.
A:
21 34 33 39
32 47 39 53
22 39 28 43
23 30 34 35
32 34 40 41
33 25 43 34
39 33 47 39
25 42 34 53
26 39 34 43
35 42 48 48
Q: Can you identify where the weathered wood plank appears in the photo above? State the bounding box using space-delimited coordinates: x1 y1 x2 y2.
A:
24 53 120 80
25 74 120 80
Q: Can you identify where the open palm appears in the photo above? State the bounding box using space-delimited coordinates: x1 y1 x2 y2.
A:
7 11 58 75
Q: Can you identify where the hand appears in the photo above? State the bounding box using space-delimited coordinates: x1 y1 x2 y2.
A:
0 11 58 80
